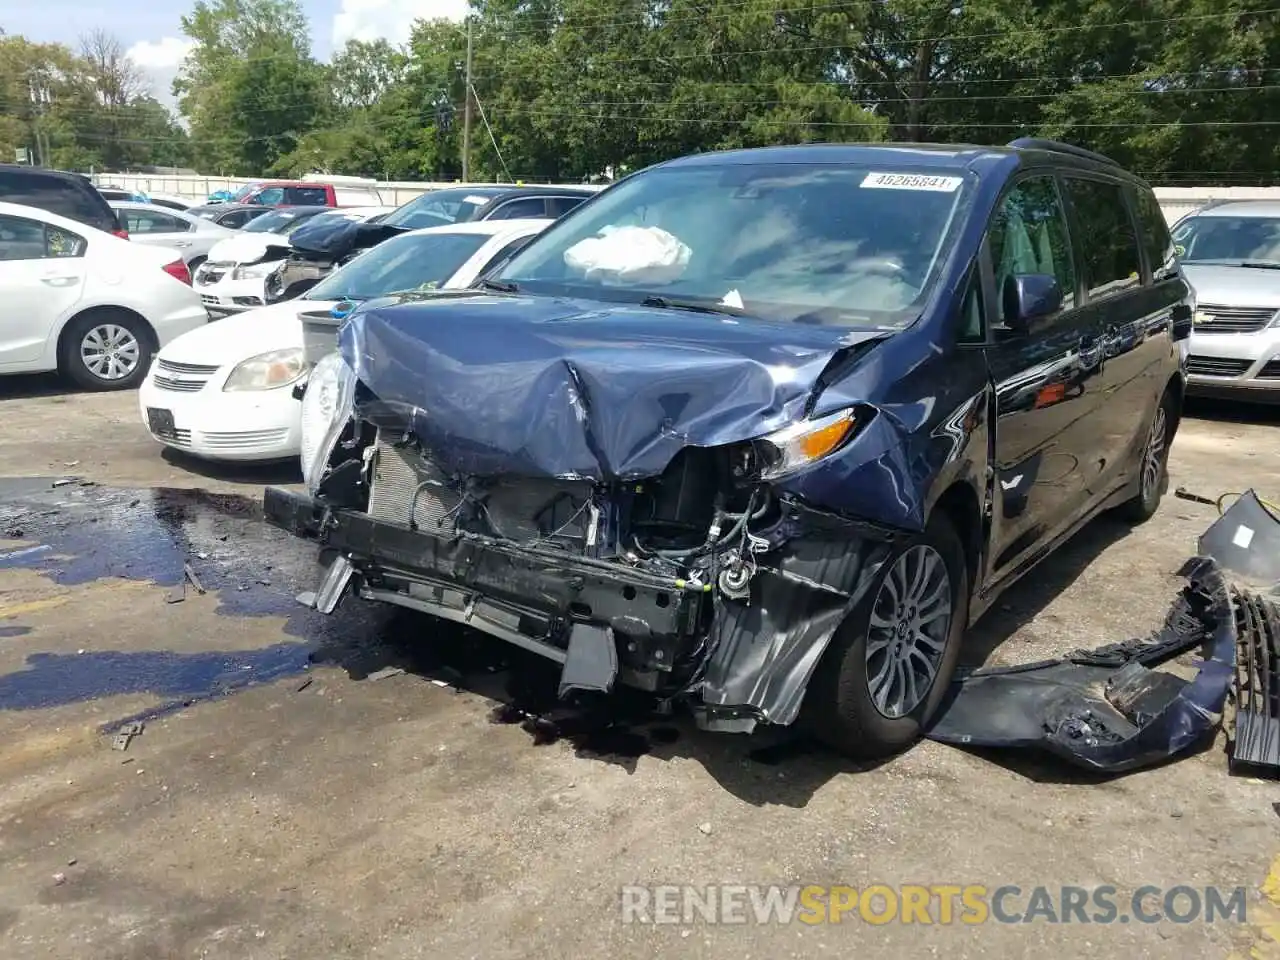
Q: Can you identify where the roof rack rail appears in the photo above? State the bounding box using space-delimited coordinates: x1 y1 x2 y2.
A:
1006 137 1122 168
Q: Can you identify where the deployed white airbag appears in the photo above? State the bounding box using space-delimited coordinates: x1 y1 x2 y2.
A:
563 225 691 285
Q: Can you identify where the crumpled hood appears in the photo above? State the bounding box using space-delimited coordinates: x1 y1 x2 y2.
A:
206 232 292 266
289 218 407 259
339 294 883 479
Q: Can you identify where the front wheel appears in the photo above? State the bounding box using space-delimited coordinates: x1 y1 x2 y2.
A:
1116 388 1176 523
805 513 969 759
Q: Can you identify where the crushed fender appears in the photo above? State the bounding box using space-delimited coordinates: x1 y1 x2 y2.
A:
926 557 1242 773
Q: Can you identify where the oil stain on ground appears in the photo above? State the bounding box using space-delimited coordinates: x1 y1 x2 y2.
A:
0 478 383 723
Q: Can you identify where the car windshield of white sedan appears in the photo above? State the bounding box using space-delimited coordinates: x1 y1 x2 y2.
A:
380 189 495 230
242 209 322 236
496 163 969 327
306 232 491 301
1172 215 1280 266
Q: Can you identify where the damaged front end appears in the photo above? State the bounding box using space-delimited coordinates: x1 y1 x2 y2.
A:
268 299 909 732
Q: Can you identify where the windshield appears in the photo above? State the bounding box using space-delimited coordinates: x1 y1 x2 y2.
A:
1172 214 1280 265
496 163 969 327
381 188 496 230
306 231 491 301
241 208 324 235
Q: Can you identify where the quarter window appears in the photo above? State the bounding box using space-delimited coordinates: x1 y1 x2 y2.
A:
989 176 1077 324
1062 178 1142 299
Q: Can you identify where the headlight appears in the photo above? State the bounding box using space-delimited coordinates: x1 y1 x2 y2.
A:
754 408 861 480
300 351 356 494
232 261 279 281
223 348 307 392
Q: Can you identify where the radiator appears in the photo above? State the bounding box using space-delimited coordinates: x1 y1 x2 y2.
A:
366 432 594 544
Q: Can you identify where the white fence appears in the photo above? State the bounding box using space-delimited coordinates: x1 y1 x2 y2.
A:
90 172 1280 223
89 173 589 206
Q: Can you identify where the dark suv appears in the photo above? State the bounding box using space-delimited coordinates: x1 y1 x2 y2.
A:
0 165 125 237
270 139 1191 759
267 185 596 301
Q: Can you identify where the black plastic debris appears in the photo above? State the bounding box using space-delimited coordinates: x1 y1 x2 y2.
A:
1231 590 1280 772
1192 490 1280 773
927 558 1239 773
1197 490 1280 586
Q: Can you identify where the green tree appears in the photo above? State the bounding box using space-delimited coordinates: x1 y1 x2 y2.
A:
175 0 324 174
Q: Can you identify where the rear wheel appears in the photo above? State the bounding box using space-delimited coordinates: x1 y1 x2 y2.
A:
60 310 153 391
1117 389 1175 523
806 513 969 759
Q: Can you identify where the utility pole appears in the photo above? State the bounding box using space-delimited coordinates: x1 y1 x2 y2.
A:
461 16 473 182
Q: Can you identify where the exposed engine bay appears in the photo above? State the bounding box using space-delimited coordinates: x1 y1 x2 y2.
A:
365 428 775 598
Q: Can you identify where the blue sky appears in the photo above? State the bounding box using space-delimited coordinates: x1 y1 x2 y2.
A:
7 0 468 109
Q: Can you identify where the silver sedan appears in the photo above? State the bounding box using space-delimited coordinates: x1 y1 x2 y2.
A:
109 201 238 271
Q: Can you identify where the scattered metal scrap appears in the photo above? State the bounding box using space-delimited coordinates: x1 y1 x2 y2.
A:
928 487 1280 777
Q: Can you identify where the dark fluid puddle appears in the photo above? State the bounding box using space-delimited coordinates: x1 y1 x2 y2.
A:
0 480 384 722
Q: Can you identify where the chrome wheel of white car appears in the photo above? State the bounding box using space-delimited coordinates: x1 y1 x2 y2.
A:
865 544 953 718
80 323 141 382
62 311 154 392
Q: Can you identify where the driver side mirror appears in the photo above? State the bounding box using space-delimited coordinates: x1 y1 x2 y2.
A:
1002 274 1063 334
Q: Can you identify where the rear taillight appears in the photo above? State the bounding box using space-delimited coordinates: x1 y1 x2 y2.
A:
112 228 129 239
162 259 192 285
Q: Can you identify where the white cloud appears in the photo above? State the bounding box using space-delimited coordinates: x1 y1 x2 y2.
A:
332 0 468 50
126 37 195 114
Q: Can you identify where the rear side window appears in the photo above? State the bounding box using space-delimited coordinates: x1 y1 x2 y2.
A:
123 210 192 234
0 171 116 232
547 196 586 218
218 209 252 228
287 186 330 205
486 197 548 220
255 187 286 205
1062 178 1142 300
1131 188 1178 282
0 214 86 261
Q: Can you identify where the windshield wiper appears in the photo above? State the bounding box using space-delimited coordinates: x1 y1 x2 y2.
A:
1236 261 1280 270
479 278 518 293
639 295 743 316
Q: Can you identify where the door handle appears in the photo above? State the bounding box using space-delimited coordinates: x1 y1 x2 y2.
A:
40 274 79 287
172 240 192 248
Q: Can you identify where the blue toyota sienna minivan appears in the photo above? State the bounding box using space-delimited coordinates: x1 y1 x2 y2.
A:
269 138 1192 759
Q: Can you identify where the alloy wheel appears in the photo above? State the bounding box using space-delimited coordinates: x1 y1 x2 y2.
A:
80 324 141 381
1141 405 1168 502
865 544 953 719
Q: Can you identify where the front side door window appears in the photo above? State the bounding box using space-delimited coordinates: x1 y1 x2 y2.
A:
988 175 1077 327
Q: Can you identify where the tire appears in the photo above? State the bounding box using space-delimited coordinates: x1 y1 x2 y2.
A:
806 512 969 759
1116 388 1175 524
60 310 154 391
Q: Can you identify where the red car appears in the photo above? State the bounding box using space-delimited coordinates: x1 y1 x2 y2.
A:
227 179 385 208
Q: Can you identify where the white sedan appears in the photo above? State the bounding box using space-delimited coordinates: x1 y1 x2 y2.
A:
110 201 238 268
194 206 392 318
138 219 550 461
0 201 208 390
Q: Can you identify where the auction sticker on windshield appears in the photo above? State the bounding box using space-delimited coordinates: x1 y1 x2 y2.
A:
861 172 963 192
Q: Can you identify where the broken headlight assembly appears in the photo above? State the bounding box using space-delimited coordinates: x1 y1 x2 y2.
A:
232 261 281 281
750 407 862 480
300 351 356 494
223 347 307 392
